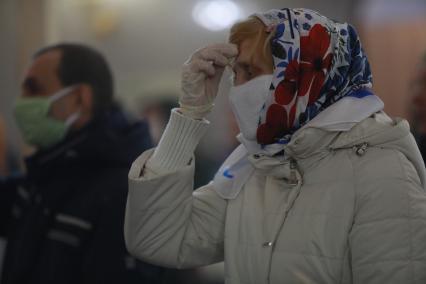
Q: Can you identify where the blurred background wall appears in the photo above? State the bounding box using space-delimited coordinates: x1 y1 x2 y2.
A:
357 0 426 118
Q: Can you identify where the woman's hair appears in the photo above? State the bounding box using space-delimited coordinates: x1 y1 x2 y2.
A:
229 17 274 69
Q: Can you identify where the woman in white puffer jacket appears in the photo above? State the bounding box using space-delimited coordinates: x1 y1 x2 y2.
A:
125 8 426 284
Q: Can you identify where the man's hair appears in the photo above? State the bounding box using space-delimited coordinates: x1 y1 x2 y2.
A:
33 43 114 116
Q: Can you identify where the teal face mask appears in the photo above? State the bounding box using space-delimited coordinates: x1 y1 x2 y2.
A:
14 86 80 149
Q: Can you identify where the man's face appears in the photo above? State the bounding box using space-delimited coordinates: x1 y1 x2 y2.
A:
232 37 273 86
412 67 426 134
21 50 81 122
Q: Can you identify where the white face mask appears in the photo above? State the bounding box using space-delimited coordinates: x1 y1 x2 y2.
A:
228 75 273 141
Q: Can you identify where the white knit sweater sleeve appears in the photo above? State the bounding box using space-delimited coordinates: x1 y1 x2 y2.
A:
144 108 210 176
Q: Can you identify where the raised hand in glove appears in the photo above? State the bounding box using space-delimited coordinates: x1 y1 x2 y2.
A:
180 43 238 119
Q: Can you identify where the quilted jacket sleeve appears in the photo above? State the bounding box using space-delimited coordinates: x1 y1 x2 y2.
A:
349 147 426 283
125 149 227 269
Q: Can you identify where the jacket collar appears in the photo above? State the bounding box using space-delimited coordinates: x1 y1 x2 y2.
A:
214 111 425 200
283 112 407 158
238 93 384 158
251 112 410 169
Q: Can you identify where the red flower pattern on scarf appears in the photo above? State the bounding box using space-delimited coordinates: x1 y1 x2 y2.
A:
299 24 333 104
257 23 333 145
275 60 299 106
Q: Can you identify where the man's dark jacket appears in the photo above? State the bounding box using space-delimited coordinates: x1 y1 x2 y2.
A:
0 108 163 283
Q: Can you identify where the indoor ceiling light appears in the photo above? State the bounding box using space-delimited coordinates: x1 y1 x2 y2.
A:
192 0 242 31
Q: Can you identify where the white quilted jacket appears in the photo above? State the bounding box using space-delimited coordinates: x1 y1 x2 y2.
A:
125 114 426 284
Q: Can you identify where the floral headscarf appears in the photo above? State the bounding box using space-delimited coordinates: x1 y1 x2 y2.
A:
253 8 373 145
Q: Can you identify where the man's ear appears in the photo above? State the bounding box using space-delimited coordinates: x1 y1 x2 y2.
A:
76 84 94 115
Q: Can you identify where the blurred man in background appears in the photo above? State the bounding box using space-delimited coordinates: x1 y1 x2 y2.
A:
412 53 426 161
0 43 163 283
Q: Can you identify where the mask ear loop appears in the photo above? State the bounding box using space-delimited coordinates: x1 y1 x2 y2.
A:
48 85 77 103
48 85 81 129
64 112 81 128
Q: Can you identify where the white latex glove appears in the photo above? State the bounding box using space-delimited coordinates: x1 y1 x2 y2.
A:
180 43 238 119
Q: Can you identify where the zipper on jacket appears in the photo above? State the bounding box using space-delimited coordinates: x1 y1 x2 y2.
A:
266 158 303 283
353 142 369 156
288 159 298 185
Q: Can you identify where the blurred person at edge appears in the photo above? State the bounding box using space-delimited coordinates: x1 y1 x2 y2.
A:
125 8 426 284
0 117 6 176
412 53 426 161
0 43 165 284
0 117 21 178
